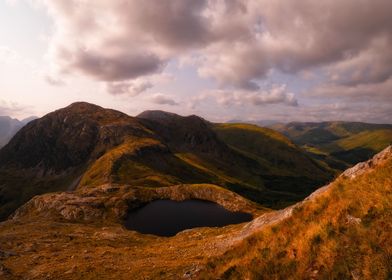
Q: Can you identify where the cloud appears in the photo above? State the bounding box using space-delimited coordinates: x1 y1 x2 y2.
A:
62 49 166 82
193 84 298 108
307 76 392 102
271 102 392 124
0 100 32 118
327 37 392 87
106 80 153 96
198 0 392 90
148 93 179 106
45 75 65 86
35 0 392 101
38 0 211 83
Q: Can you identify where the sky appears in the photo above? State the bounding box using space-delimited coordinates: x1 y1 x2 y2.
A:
0 0 391 123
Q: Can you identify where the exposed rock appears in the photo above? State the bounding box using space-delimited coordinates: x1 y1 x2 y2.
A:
341 145 391 179
346 214 361 225
11 184 264 223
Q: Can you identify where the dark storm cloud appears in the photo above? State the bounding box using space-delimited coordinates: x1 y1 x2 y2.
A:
70 50 165 82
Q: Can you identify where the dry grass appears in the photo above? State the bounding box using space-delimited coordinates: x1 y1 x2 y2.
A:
201 156 392 279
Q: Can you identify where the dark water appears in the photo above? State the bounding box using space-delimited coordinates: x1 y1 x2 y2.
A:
124 199 253 237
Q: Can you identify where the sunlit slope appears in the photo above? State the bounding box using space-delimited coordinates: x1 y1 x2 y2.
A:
272 121 392 170
213 123 328 178
201 146 392 279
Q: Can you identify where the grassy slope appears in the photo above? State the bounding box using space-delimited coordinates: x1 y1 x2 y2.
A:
213 123 332 203
213 123 327 177
337 129 392 151
201 151 392 279
78 137 273 207
0 183 267 280
79 122 334 209
274 122 392 170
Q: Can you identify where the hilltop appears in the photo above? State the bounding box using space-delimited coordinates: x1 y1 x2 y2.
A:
0 103 331 220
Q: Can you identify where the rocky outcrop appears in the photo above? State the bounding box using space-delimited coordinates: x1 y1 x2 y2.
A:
341 145 391 179
11 184 265 223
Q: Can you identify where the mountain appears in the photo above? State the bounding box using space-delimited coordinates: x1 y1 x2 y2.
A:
271 121 392 171
0 143 389 279
0 116 36 148
212 123 329 195
0 116 37 147
137 111 331 205
0 102 151 220
0 103 332 220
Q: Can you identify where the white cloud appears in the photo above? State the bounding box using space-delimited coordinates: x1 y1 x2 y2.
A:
192 84 298 108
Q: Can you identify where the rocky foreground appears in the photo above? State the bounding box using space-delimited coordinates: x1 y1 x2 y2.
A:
0 146 391 279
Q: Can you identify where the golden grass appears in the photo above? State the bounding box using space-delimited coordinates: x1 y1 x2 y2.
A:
201 157 392 279
79 137 162 187
216 123 295 147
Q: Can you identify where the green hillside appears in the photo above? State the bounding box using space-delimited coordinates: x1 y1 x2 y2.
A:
272 121 392 170
213 123 330 196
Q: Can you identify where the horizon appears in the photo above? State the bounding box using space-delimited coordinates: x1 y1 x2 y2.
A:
2 100 392 125
1 0 391 123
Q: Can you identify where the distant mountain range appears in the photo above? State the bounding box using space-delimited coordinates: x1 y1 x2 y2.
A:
229 119 392 171
0 116 37 148
270 121 392 171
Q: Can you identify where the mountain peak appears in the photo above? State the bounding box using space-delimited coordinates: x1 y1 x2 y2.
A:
63 102 106 113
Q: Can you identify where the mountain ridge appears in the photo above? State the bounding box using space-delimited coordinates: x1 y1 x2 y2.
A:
0 102 332 220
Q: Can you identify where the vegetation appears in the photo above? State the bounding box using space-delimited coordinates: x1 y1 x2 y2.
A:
272 121 392 170
200 149 392 279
